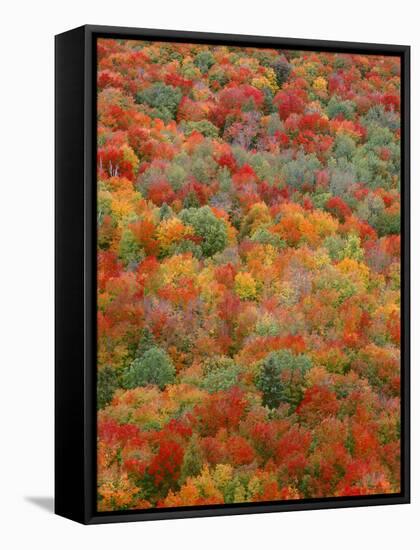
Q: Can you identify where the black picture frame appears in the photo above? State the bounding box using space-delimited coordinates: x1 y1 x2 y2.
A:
55 24 410 525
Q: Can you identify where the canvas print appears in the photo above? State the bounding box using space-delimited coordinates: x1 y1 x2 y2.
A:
96 38 401 512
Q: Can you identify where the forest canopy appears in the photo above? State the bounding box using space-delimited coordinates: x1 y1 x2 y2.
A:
96 38 401 512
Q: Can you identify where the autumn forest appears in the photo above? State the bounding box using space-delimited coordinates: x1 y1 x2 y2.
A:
96 38 401 511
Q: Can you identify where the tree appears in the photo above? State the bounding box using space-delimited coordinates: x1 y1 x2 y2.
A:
325 196 352 222
129 218 159 256
274 89 307 120
234 272 258 300
194 50 216 73
159 203 174 221
157 217 194 252
136 82 182 122
327 96 356 120
135 328 155 358
270 56 291 86
179 435 204 485
148 439 184 494
123 347 175 390
182 120 219 138
227 435 256 465
256 350 312 409
240 202 272 238
282 152 321 189
201 360 240 393
182 190 201 209
341 233 364 261
97 365 119 409
118 227 143 267
250 227 285 248
180 206 228 257
297 385 339 426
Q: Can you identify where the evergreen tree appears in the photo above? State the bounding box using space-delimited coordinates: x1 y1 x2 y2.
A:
179 435 204 485
97 365 119 410
135 328 155 359
124 347 175 390
256 350 312 409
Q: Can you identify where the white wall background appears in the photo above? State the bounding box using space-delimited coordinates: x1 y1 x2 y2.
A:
1 0 417 548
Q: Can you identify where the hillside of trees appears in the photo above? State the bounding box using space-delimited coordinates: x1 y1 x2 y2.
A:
96 38 401 511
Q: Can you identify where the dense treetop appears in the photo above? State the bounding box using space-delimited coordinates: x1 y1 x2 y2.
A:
96 38 401 511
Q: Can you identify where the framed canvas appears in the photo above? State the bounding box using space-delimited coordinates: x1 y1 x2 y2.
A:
55 25 410 524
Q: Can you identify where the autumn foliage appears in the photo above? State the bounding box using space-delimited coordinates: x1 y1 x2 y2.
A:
96 38 401 511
